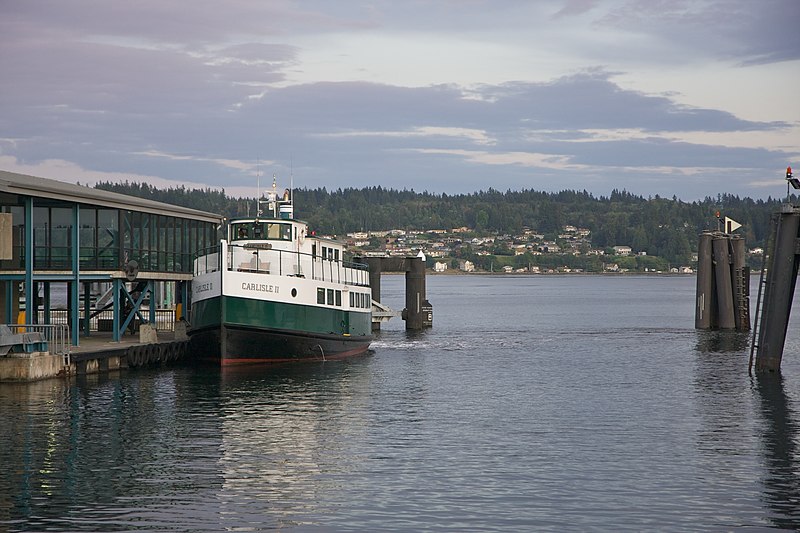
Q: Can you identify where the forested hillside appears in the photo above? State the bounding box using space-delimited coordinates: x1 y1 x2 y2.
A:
95 181 794 265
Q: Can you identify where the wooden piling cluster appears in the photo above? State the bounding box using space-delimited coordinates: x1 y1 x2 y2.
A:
695 231 750 331
751 206 800 373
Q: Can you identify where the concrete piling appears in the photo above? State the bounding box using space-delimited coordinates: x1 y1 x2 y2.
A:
358 255 433 331
695 232 714 329
403 257 433 330
712 235 737 330
730 236 750 332
753 209 800 372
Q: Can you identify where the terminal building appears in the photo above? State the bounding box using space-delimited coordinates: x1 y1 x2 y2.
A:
0 170 224 346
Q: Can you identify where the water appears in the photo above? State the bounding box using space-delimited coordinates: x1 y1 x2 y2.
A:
2 275 800 532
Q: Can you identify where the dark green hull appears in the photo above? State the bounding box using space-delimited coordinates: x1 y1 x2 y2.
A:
189 295 372 365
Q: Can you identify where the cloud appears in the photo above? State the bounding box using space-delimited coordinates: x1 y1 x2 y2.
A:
598 0 800 65
0 0 796 202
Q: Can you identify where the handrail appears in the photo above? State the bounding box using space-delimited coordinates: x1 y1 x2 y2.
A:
193 242 370 287
3 323 72 366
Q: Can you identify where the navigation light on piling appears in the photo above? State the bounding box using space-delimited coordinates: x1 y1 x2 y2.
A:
786 166 800 189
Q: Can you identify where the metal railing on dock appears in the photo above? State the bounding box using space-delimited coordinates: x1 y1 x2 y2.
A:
37 309 178 333
4 323 71 366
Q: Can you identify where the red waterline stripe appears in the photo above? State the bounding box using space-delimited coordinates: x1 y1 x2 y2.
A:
221 345 370 366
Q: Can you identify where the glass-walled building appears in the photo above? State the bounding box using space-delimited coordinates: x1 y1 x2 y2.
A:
0 193 217 272
0 170 224 345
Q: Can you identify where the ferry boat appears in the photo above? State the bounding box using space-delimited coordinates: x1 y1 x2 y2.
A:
189 179 373 365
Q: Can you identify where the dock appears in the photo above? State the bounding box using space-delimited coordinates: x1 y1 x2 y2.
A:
0 325 190 382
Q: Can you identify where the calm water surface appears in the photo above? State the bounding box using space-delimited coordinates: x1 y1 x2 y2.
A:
2 275 800 532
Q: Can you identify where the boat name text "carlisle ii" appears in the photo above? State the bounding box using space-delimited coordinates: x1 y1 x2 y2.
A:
194 282 214 294
242 282 280 294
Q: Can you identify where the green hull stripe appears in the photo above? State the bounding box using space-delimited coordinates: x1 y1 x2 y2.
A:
192 296 371 337
192 298 221 330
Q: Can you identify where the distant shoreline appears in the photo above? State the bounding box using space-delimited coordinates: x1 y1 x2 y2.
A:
381 270 702 276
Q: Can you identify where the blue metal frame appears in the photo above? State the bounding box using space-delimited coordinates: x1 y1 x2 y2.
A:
43 282 50 325
112 278 121 342
24 197 33 325
83 282 91 336
71 204 80 345
116 280 153 340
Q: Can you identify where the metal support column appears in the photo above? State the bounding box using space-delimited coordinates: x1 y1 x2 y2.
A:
112 278 121 342
24 197 33 325
4 281 12 323
181 280 189 321
149 280 156 325
83 282 91 336
71 204 80 346
43 282 51 325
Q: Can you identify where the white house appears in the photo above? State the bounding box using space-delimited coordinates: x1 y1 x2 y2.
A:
459 260 475 272
613 246 632 256
434 262 448 272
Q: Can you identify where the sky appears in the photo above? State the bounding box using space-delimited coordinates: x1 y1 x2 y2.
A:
1 0 798 201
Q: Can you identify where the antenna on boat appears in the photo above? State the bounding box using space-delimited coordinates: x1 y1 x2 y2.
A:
256 158 262 219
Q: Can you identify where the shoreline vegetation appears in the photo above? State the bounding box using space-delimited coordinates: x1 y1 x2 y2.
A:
94 181 782 274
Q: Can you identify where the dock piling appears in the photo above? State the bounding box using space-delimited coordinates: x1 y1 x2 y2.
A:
695 231 750 332
358 255 433 331
752 208 800 372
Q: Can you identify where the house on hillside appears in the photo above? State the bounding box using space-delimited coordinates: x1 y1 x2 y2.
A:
459 260 475 272
613 246 632 256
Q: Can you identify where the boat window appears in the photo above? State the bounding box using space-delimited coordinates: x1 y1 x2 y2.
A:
266 223 292 240
335 290 342 307
317 288 325 304
232 222 294 241
233 224 249 241
327 289 334 306
334 249 340 262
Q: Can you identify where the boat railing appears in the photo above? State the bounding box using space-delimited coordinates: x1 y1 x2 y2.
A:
193 245 221 275
194 243 370 287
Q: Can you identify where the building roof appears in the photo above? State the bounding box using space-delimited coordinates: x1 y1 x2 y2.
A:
0 170 223 224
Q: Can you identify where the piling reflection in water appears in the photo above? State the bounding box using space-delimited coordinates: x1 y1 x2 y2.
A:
755 373 800 530
695 330 751 354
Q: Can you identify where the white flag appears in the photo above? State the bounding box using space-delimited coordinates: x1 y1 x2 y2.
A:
725 217 742 233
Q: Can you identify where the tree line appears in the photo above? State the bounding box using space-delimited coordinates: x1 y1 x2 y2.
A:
94 181 794 265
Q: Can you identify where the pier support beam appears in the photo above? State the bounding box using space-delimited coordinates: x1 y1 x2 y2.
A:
364 257 383 331
403 257 433 330
357 255 433 331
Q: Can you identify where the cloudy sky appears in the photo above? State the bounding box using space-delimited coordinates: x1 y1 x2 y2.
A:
1 0 798 200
